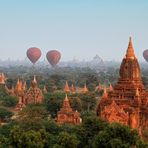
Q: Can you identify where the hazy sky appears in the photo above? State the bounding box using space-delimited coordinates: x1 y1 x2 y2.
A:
0 0 148 62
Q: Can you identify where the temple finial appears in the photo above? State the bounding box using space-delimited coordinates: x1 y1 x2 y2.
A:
65 94 69 101
126 36 135 59
103 86 108 99
83 83 88 93
33 75 37 83
128 36 133 48
64 81 70 93
109 83 113 91
31 75 37 88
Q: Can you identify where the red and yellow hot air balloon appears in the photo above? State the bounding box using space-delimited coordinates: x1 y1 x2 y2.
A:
27 47 41 64
46 50 61 67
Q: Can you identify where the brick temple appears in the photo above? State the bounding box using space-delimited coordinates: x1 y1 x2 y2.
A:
57 94 81 124
97 37 148 132
5 76 44 110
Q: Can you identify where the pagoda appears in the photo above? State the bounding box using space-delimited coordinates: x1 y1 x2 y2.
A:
64 81 70 93
43 85 47 93
70 84 75 93
83 84 88 93
57 94 81 124
25 76 44 104
0 73 6 85
97 37 148 131
14 79 26 110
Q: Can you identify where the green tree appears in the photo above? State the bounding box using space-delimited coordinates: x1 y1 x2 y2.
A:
9 126 52 148
2 95 18 107
77 115 108 148
44 92 65 117
0 87 18 107
0 135 9 148
17 104 49 130
79 93 96 112
54 132 79 148
92 123 141 148
0 107 13 122
0 121 16 137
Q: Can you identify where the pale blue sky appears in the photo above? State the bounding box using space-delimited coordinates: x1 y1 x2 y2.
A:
0 0 148 61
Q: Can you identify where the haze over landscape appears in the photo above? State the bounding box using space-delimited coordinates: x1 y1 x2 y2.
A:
0 0 148 62
1 1 148 147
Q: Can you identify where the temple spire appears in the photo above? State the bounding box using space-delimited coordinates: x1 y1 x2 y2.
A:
33 75 37 84
17 78 20 85
65 94 69 101
70 84 75 93
31 75 37 88
83 84 88 93
102 86 108 99
64 81 70 93
0 73 5 84
23 81 27 91
63 94 71 108
43 85 47 93
109 83 113 91
16 79 23 93
126 36 136 59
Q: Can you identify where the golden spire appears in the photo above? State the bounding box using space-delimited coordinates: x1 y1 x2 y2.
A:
64 81 70 93
16 79 22 92
33 75 37 83
16 79 20 85
65 94 69 101
71 84 75 93
23 81 27 91
83 84 88 93
31 75 37 88
63 94 71 108
43 85 47 93
103 86 108 99
126 36 136 59
0 73 5 84
109 83 113 91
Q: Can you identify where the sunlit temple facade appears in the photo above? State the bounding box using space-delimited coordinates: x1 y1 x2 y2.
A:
5 76 44 111
97 37 148 133
57 94 81 124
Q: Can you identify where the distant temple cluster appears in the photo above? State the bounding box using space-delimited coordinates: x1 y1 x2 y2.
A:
97 37 148 134
64 81 88 94
6 76 44 110
1 37 148 129
0 74 82 125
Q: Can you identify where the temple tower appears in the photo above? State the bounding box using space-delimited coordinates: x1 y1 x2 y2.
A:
83 84 88 93
25 76 44 104
97 37 148 131
64 81 70 93
57 94 81 124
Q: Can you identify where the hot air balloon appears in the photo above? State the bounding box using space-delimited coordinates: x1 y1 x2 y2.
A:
143 49 148 62
27 47 41 64
46 50 61 67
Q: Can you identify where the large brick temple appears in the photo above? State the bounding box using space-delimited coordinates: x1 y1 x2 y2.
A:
97 37 148 132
